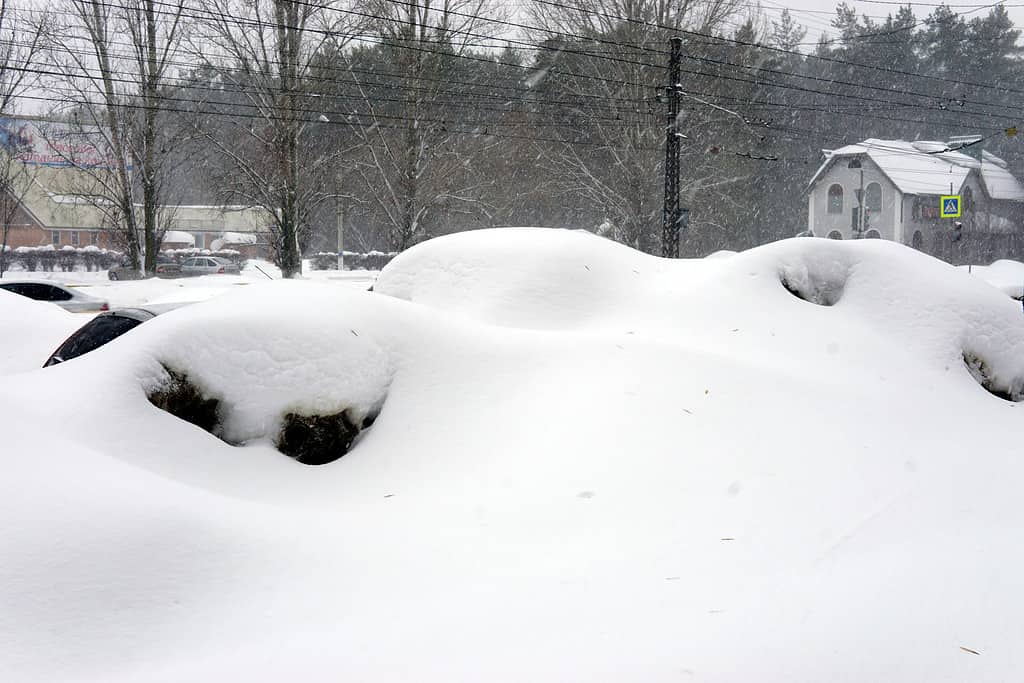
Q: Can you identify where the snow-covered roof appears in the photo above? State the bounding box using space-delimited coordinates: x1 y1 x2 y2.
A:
219 231 257 245
979 151 1024 201
809 138 993 196
162 230 195 246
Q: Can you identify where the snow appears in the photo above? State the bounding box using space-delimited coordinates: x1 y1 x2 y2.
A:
963 259 1024 299
211 232 258 250
3 228 1024 681
980 151 1024 201
0 289 83 373
1 262 377 310
162 230 195 245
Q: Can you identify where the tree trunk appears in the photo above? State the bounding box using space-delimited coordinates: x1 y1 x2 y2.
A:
141 0 159 275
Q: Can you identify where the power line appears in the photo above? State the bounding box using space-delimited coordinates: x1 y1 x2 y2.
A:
7 0 1022 156
22 0 1024 125
529 0 1024 100
10 89 668 152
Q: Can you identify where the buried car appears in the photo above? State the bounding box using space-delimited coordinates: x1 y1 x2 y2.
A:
41 288 235 366
43 308 156 367
0 280 109 313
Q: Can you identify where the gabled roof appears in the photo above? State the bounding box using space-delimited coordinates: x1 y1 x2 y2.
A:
809 138 988 196
980 151 1024 201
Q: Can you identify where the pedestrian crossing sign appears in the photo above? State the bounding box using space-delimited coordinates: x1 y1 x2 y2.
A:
941 195 961 218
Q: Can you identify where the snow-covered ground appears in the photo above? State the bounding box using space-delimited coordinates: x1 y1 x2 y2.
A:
2 230 1023 682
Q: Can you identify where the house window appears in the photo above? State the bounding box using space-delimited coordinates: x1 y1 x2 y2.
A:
51 231 60 246
865 229 881 239
70 231 80 247
827 230 843 240
90 231 99 246
827 184 843 214
865 183 882 213
963 186 974 213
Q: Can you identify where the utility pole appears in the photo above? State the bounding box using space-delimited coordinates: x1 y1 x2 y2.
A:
336 202 345 271
662 37 684 258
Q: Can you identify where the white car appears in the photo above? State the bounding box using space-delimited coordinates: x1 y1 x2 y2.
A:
0 280 109 313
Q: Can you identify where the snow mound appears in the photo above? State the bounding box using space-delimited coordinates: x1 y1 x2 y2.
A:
964 259 1024 299
379 229 1024 399
5 230 1024 681
117 282 396 453
0 288 83 374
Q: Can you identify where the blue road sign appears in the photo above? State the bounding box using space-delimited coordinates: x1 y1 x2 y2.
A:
941 195 961 218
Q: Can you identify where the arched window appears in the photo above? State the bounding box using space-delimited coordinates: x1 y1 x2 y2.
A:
865 183 882 213
963 186 974 213
912 230 923 250
827 184 843 214
827 230 843 240
865 229 881 239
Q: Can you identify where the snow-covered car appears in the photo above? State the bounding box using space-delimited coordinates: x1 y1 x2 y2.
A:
108 256 182 280
0 280 109 313
180 256 240 276
43 308 156 367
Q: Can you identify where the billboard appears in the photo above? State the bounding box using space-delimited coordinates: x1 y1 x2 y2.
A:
0 117 123 170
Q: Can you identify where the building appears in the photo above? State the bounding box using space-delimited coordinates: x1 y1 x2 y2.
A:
1 116 271 257
157 205 268 258
807 138 1024 263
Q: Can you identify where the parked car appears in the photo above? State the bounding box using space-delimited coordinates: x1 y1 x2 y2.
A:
108 256 182 281
43 308 156 366
180 256 240 276
0 280 109 313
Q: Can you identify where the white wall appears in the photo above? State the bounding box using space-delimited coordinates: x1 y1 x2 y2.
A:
809 157 899 240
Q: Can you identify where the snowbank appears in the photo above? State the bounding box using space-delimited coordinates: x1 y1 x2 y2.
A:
963 259 1024 300
3 229 1024 681
0 289 84 374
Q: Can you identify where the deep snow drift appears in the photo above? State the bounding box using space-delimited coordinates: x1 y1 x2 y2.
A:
0 289 83 373
2 229 1023 682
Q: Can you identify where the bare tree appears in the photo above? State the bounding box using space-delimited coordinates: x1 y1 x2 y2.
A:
524 0 752 254
187 0 361 277
349 0 508 250
44 0 186 274
0 1 47 276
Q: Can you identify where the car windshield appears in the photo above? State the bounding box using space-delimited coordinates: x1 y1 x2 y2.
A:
49 315 144 363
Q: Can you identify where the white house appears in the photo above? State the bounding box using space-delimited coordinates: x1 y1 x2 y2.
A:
807 138 1024 263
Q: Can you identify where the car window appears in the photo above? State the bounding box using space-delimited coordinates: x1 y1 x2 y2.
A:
37 284 73 301
2 283 72 301
51 315 144 362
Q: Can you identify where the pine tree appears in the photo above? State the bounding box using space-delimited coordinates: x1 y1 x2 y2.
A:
770 9 807 52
